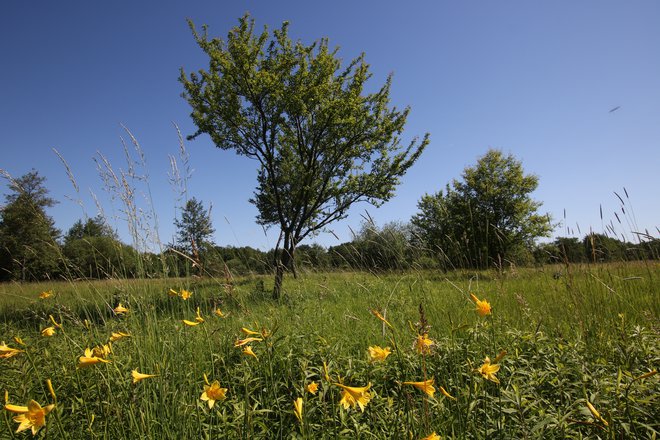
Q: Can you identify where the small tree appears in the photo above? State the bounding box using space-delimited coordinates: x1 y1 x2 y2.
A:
0 170 61 281
181 15 428 298
173 197 215 271
413 150 552 269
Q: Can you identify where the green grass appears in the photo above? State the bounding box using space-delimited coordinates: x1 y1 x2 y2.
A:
1 262 658 439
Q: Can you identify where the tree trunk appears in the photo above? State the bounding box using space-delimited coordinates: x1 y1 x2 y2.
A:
272 231 294 299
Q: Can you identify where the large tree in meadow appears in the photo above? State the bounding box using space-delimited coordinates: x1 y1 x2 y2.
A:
180 15 429 298
412 149 551 269
0 170 61 281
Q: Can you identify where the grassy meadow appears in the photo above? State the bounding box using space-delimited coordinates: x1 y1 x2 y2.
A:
1 262 658 439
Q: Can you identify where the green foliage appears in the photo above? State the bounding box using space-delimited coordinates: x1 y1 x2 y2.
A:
0 170 61 281
173 197 215 254
64 215 116 244
412 149 552 269
180 14 429 297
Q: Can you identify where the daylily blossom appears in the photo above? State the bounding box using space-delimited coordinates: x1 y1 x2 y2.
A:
323 361 331 382
168 288 179 297
421 432 441 440
109 332 131 342
132 369 157 383
91 344 112 359
403 378 436 398
213 308 225 318
194 308 204 323
182 319 201 326
478 357 500 384
49 315 63 329
293 397 303 422
414 334 433 354
370 309 392 328
470 293 492 317
13 336 25 346
439 386 456 400
200 380 227 409
586 401 609 426
334 383 372 412
242 346 257 359
0 342 23 359
78 348 111 368
46 379 56 402
114 303 129 315
179 289 192 300
306 382 318 395
234 337 262 347
368 346 391 362
5 399 55 435
41 327 56 337
39 290 53 299
183 308 205 326
241 327 260 336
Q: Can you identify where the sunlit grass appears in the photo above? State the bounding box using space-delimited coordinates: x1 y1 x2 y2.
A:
1 263 658 438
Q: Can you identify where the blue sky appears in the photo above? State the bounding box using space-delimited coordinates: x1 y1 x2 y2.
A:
2 1 658 251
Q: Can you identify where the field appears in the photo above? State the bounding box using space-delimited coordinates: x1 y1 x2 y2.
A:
1 262 658 439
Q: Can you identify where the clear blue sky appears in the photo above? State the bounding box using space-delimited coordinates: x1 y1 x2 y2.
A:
2 1 658 251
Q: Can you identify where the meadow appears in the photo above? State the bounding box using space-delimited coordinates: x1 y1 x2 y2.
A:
1 262 658 439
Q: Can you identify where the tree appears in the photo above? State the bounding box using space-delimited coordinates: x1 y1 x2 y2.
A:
0 170 61 281
180 15 429 298
412 150 551 269
64 216 116 244
173 197 215 271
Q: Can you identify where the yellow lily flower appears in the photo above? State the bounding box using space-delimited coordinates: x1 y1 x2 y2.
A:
403 378 436 398
179 289 192 300
240 327 260 336
477 357 500 384
182 320 201 326
234 337 263 347
132 369 157 383
113 303 129 315
6 399 55 435
370 309 392 328
334 382 372 412
41 327 56 337
306 382 318 395
242 346 258 359
39 290 53 299
49 315 63 329
13 336 25 346
91 344 112 359
195 307 204 323
439 386 456 400
368 346 391 362
78 348 111 369
323 361 331 382
0 342 23 359
168 288 179 297
414 334 433 354
213 308 225 318
470 293 492 317
293 397 303 423
421 432 441 440
200 380 227 409
109 332 131 342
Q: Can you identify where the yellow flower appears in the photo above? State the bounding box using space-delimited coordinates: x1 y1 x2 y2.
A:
195 308 204 323
478 357 500 384
113 303 129 315
168 288 179 297
46 379 56 402
242 346 258 359
403 378 436 398
91 344 112 359
180 289 192 300
240 327 260 336
213 308 225 318
368 346 391 362
183 308 205 326
334 382 371 412
6 399 55 435
293 397 303 423
78 348 111 369
0 341 23 359
439 386 456 400
414 334 433 354
470 293 492 317
109 331 131 342
370 309 392 328
39 290 53 299
49 315 63 329
234 337 263 347
13 336 25 346
131 369 157 383
41 327 56 337
421 432 441 440
306 382 318 395
586 401 609 426
200 380 227 409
